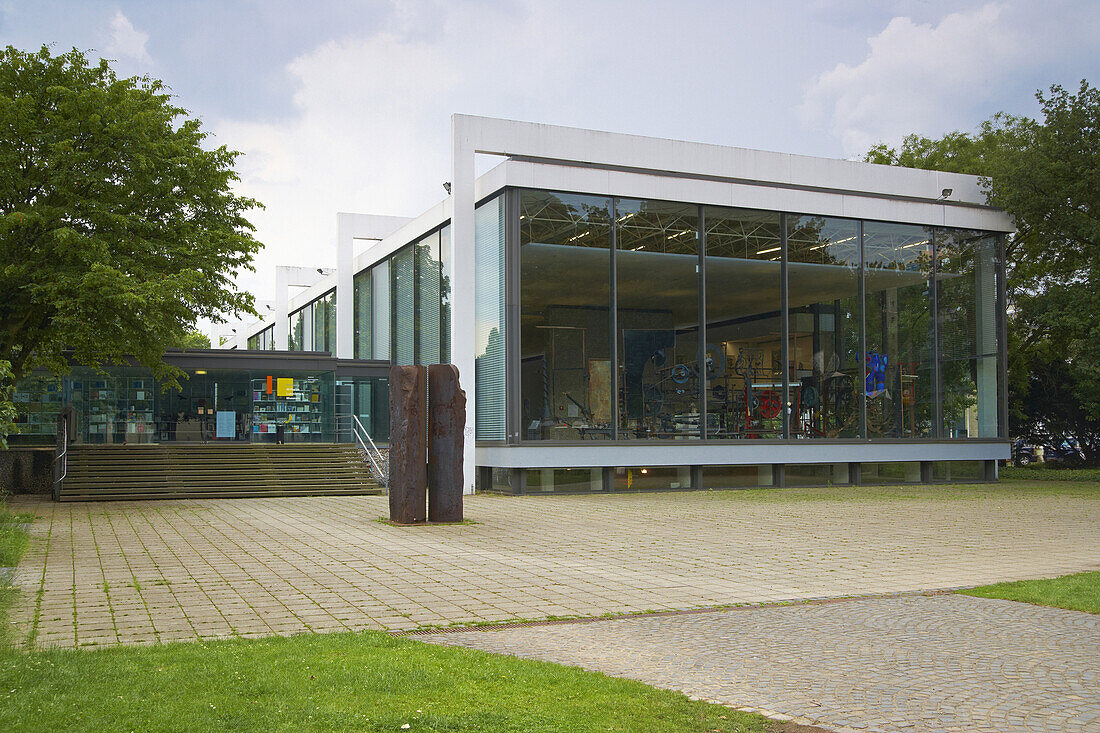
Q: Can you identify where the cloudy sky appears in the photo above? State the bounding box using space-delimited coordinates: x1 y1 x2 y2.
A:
2 0 1097 332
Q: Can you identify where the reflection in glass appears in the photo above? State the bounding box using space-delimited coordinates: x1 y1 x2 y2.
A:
863 222 934 438
416 231 442 365
616 199 700 439
289 310 305 351
526 468 602 492
519 190 612 440
371 260 390 361
936 230 999 437
440 225 452 363
613 466 693 490
787 215 861 438
475 195 507 439
353 270 371 359
704 207 783 439
391 246 415 365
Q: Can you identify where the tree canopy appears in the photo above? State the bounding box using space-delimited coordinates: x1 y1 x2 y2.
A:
866 80 1100 461
0 45 261 444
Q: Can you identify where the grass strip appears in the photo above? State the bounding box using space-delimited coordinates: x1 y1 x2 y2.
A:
959 571 1100 614
1000 466 1100 483
0 630 773 732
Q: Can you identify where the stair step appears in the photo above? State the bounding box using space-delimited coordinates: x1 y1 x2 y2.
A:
59 444 383 502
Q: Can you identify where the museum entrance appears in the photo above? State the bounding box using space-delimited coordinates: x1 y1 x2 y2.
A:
157 370 253 442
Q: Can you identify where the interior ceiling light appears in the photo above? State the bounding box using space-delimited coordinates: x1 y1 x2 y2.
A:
617 212 635 222
901 239 930 249
756 246 781 255
832 235 857 244
567 231 591 242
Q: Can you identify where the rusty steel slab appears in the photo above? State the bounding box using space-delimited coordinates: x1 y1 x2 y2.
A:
388 365 427 523
427 364 466 523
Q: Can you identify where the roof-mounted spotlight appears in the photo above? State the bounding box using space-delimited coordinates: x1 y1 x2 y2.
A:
939 188 953 200
443 181 452 194
316 268 325 274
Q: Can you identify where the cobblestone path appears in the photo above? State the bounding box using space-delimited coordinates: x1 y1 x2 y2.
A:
423 594 1100 733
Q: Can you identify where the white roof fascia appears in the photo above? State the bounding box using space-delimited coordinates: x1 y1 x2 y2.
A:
455 114 994 207
496 158 1014 233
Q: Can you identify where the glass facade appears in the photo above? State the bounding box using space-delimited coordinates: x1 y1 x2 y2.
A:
11 367 346 444
863 223 934 439
705 206 784 439
475 195 507 440
246 325 276 350
616 199 700 439
936 230 1000 438
787 215 861 439
347 225 451 365
287 290 336 353
511 187 1005 446
519 190 612 440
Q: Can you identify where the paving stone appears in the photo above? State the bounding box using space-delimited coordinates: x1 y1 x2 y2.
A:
5 490 1100 730
424 596 1100 733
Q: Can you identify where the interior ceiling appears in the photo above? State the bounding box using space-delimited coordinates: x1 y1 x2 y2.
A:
521 243 933 328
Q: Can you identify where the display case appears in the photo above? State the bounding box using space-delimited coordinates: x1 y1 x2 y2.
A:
251 376 326 441
11 376 63 441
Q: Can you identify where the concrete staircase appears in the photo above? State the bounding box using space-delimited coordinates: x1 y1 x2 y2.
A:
58 444 382 502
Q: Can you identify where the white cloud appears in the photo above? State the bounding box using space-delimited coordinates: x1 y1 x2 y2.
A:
799 3 1019 155
213 0 603 302
105 10 151 63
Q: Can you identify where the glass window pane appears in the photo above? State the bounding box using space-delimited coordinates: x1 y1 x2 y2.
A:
475 194 507 440
353 270 371 359
440 224 452 363
700 465 773 488
612 466 693 490
863 222 934 438
937 229 999 438
704 206 783 439
313 294 330 352
372 260 390 361
525 468 603 492
417 232 442 365
860 461 922 484
784 463 850 486
616 198 701 439
787 215 861 439
391 246 415 365
519 190 612 441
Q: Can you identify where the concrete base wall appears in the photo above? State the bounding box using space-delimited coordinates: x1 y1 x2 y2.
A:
0 448 54 495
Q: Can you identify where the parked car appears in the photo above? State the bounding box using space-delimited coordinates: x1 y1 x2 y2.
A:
1043 439 1086 466
1012 440 1037 466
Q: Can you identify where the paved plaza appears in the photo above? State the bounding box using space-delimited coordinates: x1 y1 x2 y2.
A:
6 485 1100 732
7 485 1099 648
423 594 1100 733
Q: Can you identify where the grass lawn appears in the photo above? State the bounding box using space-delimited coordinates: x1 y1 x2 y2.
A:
0 511 32 568
1000 465 1100 483
0 630 776 732
959 571 1100 615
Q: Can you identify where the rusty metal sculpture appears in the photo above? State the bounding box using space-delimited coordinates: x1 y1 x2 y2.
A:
388 365 427 523
427 364 466 522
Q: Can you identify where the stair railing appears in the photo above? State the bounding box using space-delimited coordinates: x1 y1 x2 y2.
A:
53 413 68 502
343 415 387 488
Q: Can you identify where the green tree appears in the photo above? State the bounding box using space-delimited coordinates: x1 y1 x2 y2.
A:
0 46 261 444
172 330 212 350
865 80 1100 461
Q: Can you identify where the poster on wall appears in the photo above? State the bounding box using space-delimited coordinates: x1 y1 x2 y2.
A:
216 410 236 439
276 378 294 397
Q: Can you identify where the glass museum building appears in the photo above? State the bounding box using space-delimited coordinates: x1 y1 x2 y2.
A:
12 116 1010 494
220 116 1015 494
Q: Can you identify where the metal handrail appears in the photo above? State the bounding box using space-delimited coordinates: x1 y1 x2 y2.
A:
336 414 387 487
53 415 68 501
